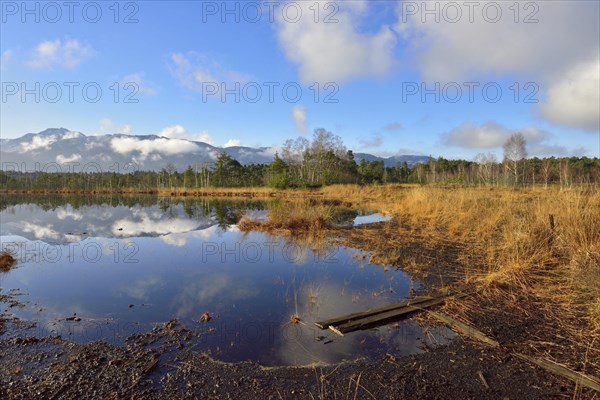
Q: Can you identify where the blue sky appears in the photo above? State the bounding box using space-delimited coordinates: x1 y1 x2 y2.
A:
1 0 599 159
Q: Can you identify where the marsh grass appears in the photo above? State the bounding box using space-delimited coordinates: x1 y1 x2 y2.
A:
239 199 346 233
238 184 599 341
322 184 600 335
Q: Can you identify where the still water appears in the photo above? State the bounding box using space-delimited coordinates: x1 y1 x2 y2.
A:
0 195 453 366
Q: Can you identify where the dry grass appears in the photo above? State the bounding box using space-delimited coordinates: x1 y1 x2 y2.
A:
239 199 340 233
238 184 600 336
0 250 16 272
321 184 600 334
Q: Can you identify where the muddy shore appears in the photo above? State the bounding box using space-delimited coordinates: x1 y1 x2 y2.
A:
1 218 598 398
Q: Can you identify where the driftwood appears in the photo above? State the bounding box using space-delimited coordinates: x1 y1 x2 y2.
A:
315 295 436 329
315 286 470 336
514 353 600 392
425 310 500 347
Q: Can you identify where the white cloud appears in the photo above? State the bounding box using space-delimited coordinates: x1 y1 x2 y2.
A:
0 50 12 71
158 124 214 144
112 211 199 236
27 38 92 69
395 1 599 131
292 106 307 133
443 121 585 157
396 1 599 82
540 57 600 132
443 122 547 149
276 1 396 84
99 118 132 134
110 136 200 163
158 125 186 139
169 52 250 93
21 222 60 240
20 135 58 152
119 276 163 301
61 130 82 140
121 72 157 96
57 206 83 221
56 153 82 164
223 139 241 148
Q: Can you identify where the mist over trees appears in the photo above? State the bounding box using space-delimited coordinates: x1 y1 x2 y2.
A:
1 129 599 190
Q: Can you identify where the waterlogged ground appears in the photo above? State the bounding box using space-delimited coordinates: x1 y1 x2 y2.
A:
0 196 452 366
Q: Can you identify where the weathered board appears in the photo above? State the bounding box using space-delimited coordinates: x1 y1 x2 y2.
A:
315 286 470 336
515 353 600 393
425 310 500 347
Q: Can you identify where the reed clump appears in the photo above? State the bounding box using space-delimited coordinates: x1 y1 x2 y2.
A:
324 184 600 333
239 200 338 233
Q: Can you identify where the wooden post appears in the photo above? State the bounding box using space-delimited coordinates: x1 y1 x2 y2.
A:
548 214 555 246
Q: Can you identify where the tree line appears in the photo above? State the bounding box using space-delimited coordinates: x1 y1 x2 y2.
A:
1 130 599 190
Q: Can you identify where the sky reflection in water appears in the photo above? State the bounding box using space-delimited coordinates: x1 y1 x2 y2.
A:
0 196 454 365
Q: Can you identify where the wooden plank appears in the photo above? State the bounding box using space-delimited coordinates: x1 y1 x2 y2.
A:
332 293 468 335
514 353 600 392
314 295 435 329
425 310 500 347
315 285 471 329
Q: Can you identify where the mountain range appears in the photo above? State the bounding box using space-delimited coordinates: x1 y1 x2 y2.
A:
0 128 429 173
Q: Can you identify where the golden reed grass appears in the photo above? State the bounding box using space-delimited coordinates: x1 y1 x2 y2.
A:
321 184 600 332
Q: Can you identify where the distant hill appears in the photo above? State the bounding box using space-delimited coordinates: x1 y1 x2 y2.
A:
0 128 428 172
353 153 429 168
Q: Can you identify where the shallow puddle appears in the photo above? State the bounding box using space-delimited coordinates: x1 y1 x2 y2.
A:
0 196 454 366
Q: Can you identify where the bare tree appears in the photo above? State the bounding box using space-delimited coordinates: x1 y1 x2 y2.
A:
503 133 527 186
541 158 553 189
475 152 497 185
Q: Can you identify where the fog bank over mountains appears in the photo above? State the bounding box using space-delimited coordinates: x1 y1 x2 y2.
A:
0 128 429 172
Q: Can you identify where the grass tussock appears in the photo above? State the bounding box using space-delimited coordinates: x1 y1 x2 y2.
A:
324 184 600 334
0 250 16 272
239 200 340 233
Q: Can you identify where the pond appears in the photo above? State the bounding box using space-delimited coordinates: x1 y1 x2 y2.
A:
0 195 454 366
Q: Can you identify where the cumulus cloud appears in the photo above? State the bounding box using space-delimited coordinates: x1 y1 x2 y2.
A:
56 154 82 164
121 72 157 96
99 118 132 134
540 57 600 132
443 121 585 157
62 130 82 140
57 206 83 221
158 124 214 144
27 38 92 69
276 0 396 83
169 52 250 93
443 122 548 149
110 136 200 163
158 125 186 139
292 106 307 133
223 139 241 148
395 1 599 131
20 135 58 152
396 1 599 82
